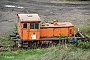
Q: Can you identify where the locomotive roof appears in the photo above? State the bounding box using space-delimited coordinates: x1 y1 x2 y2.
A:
41 22 74 27
17 14 41 22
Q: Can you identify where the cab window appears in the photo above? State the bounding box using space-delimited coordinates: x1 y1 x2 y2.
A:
23 23 27 29
30 22 39 29
35 23 38 29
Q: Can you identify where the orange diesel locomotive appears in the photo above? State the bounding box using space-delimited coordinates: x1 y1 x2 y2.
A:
13 14 74 47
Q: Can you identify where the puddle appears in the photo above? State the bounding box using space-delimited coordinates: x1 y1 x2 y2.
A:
5 5 16 8
17 6 24 9
83 12 90 15
4 5 24 9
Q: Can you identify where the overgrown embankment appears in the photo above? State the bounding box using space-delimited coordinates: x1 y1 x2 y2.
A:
0 44 90 60
0 23 90 60
57 0 90 1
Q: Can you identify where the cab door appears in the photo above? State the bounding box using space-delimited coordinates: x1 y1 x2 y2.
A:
22 23 29 40
69 27 74 36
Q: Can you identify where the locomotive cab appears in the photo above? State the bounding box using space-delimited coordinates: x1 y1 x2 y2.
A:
17 14 41 40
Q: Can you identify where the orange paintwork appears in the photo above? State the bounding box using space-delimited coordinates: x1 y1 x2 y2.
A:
17 14 74 41
40 27 74 37
68 27 74 36
40 22 74 37
17 14 41 40
54 28 61 36
40 28 47 37
17 21 22 39
40 28 53 37
47 28 53 37
22 22 40 40
60 27 68 36
22 23 28 40
28 30 40 40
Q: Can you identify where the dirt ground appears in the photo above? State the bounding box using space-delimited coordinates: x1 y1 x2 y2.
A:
0 0 90 36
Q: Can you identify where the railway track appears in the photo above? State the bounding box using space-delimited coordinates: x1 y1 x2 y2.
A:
0 44 18 52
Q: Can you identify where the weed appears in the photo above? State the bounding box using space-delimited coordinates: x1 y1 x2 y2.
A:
0 36 11 45
55 18 59 22
56 0 90 1
14 23 17 31
77 40 90 49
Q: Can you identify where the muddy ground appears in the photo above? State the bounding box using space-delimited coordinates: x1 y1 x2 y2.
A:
0 0 90 36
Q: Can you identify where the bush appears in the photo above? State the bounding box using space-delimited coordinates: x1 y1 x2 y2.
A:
59 0 90 1
77 40 90 49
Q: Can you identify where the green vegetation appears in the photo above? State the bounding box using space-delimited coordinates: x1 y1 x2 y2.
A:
55 18 59 22
0 44 90 60
14 24 17 31
55 0 90 1
0 36 11 45
45 19 50 23
80 23 90 38
57 34 66 38
0 23 90 60
0 48 47 60
77 40 90 49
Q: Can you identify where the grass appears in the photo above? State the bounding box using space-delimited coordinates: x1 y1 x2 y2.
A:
0 44 90 60
75 23 90 38
0 23 90 60
80 24 90 38
0 48 48 60
0 36 11 46
55 0 90 1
